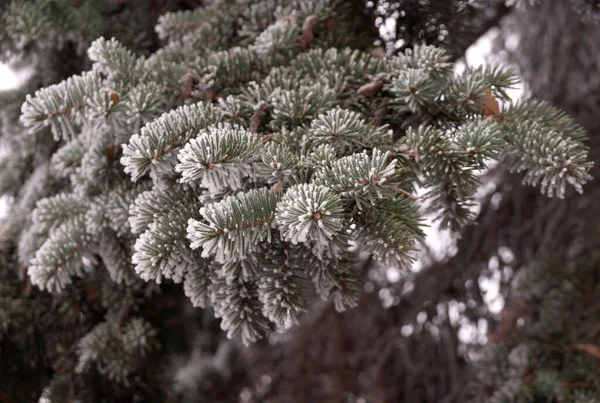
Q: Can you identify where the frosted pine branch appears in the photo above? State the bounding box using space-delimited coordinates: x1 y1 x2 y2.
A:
175 123 259 191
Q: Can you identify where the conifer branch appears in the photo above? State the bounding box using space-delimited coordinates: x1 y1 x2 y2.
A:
187 188 279 263
133 200 203 283
175 123 260 191
275 184 345 246
28 215 94 293
20 72 102 140
121 102 224 180
312 149 401 204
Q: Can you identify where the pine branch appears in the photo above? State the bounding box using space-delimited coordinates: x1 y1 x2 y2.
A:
28 215 94 293
354 198 424 269
121 102 224 181
88 37 144 89
188 188 279 263
312 148 402 205
32 193 87 232
275 184 345 246
175 123 260 191
20 71 103 140
133 200 203 283
258 243 310 325
209 273 270 345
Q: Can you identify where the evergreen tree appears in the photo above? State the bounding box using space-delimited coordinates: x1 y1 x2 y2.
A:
0 0 596 401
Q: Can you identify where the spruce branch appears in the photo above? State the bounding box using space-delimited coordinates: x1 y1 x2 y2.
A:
240 66 303 105
33 193 87 232
209 274 270 345
76 318 158 384
50 137 86 178
0 0 54 60
217 257 261 285
187 188 279 263
129 186 193 235
306 107 389 153
258 244 310 325
97 232 137 285
20 71 103 140
237 0 283 41
156 8 213 42
392 44 453 77
183 259 212 308
454 65 520 101
122 82 167 131
204 47 267 93
28 215 94 293
275 184 346 246
253 20 300 64
392 68 442 113
506 121 592 198
88 37 144 89
449 65 520 114
217 95 255 125
454 120 504 168
6 0 596 368
258 143 299 183
312 148 402 205
289 47 383 86
133 200 203 283
175 123 260 191
121 102 224 181
308 255 361 312
402 124 485 230
303 143 338 169
77 132 124 192
87 182 151 237
353 198 424 269
271 83 338 128
501 100 593 198
85 88 124 124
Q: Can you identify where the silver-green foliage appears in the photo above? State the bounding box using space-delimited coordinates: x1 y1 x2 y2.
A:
17 0 593 347
175 123 260 191
76 317 159 384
